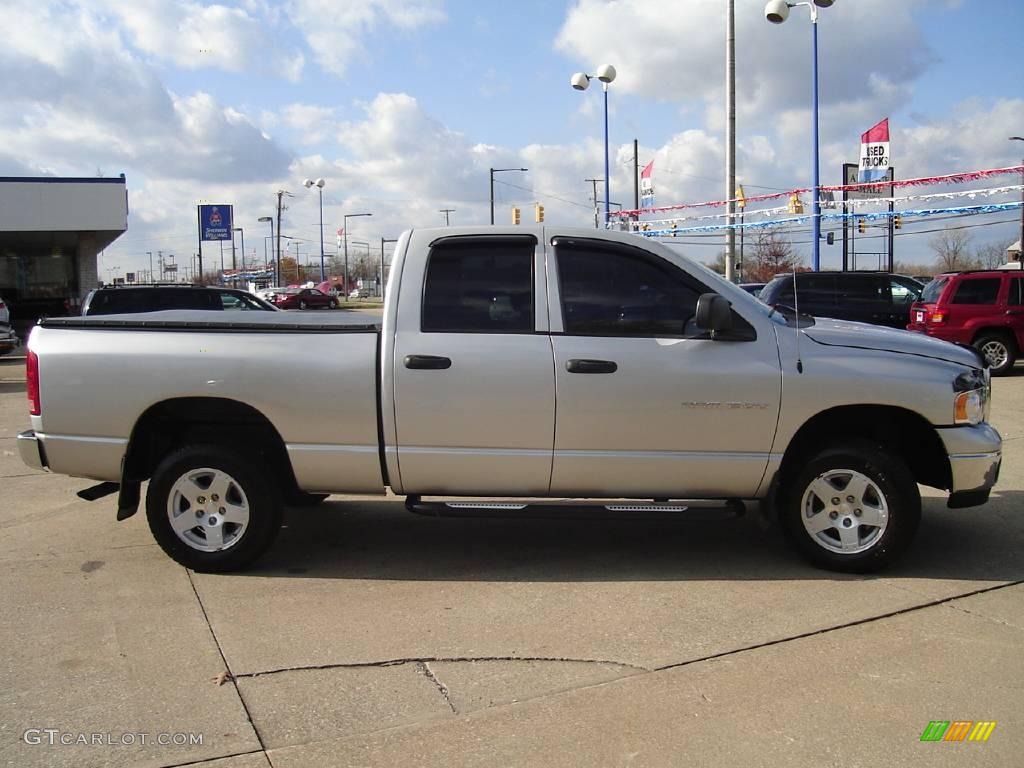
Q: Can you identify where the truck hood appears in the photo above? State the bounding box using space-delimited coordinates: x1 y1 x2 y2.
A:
803 317 981 368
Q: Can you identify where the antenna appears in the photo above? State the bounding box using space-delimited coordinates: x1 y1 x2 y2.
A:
792 266 804 374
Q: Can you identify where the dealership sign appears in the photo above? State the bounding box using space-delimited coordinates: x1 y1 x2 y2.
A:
858 118 890 183
199 205 233 241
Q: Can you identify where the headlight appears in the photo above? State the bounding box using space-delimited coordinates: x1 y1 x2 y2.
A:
953 368 989 425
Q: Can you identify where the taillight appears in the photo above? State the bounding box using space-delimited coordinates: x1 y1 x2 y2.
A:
929 311 946 324
26 349 40 416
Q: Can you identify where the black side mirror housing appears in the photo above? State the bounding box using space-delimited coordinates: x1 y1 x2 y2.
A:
695 293 733 336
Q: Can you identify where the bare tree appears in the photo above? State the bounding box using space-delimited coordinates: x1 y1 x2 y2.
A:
744 230 802 283
930 227 976 271
706 251 728 275
974 238 1016 269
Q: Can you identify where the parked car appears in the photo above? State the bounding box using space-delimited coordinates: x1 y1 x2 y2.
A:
82 285 277 315
270 287 338 310
0 296 16 355
738 283 766 298
0 295 9 325
759 271 924 329
19 227 1000 575
906 269 1024 375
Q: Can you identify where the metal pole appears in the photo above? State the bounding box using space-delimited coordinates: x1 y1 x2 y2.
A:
230 233 237 285
147 252 153 284
489 169 495 225
603 84 610 227
318 187 325 282
343 224 349 300
725 0 736 282
633 139 640 212
810 12 821 271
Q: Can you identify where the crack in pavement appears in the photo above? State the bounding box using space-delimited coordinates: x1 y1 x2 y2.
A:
234 655 651 681
157 748 271 768
185 569 274 768
419 661 458 714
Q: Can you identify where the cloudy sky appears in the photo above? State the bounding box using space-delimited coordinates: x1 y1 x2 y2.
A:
4 0 1023 277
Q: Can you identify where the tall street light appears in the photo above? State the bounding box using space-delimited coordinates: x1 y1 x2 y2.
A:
232 227 245 288
304 178 327 282
571 64 617 227
342 212 372 300
258 216 275 285
489 168 528 224
1012 137 1024 267
766 0 835 271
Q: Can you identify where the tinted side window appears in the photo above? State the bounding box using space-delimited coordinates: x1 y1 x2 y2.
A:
422 240 534 333
798 274 838 309
556 243 702 337
952 278 1000 305
838 275 889 308
1009 277 1024 306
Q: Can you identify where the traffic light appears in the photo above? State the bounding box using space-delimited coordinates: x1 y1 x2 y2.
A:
534 203 544 223
857 218 866 234
894 214 902 230
512 206 520 225
787 194 804 215
826 231 835 245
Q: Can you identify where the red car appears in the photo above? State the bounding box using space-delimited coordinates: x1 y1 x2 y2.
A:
270 288 338 310
907 269 1024 375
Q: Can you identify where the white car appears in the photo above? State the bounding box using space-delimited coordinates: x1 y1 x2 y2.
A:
0 295 8 325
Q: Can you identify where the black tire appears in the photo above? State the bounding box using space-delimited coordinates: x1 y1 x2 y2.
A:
328 299 338 309
973 332 1016 376
779 440 920 573
146 445 283 572
299 300 308 310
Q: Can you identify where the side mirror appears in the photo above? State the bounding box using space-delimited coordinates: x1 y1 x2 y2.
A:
695 293 733 336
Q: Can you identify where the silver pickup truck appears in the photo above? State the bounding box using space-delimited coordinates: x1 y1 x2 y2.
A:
18 227 1001 573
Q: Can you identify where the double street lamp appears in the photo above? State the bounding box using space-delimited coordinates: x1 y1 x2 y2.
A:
765 0 835 271
304 178 327 281
342 212 372 299
571 64 617 227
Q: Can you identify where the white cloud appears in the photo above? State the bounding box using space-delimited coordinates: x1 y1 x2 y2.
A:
284 0 444 76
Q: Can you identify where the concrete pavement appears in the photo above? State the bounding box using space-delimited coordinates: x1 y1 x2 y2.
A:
0 350 1021 767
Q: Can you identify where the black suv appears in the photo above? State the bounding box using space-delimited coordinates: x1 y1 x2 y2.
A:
758 272 924 329
81 285 277 315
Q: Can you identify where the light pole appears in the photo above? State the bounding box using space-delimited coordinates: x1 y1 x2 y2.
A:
146 252 153 284
381 237 398 298
232 227 245 288
489 168 528 224
766 0 835 271
303 178 326 281
342 212 372 300
571 64 617 226
1012 137 1024 268
258 216 276 285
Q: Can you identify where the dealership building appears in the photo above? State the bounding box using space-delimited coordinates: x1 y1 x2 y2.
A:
0 176 128 335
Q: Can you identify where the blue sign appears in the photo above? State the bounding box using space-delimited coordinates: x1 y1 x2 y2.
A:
199 204 233 241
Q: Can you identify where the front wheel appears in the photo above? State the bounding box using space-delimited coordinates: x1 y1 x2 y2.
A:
146 445 282 572
298 300 308 310
780 440 920 573
974 332 1016 375
328 299 338 309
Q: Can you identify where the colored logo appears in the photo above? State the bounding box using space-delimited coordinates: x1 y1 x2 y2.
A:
209 208 222 227
920 721 996 742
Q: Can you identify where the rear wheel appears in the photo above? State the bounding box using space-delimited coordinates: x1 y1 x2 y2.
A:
780 440 920 573
299 300 308 310
328 299 338 309
974 332 1016 375
146 445 282 572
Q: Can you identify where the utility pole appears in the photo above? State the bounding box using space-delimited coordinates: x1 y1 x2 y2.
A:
725 0 737 283
158 251 164 281
633 139 640 211
439 208 455 226
146 251 153 284
275 189 290 287
586 178 603 228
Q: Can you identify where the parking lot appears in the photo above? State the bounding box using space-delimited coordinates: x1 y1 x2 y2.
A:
0 349 1021 768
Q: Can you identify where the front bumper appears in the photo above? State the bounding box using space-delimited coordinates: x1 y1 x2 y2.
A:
936 423 1001 507
17 430 47 471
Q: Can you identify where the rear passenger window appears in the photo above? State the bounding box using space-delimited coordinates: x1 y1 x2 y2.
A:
952 279 1000 305
422 239 534 333
1009 278 1024 306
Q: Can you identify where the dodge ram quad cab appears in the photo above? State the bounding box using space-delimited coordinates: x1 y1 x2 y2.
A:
18 227 1001 573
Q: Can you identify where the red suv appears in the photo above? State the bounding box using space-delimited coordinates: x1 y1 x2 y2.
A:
907 269 1024 375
